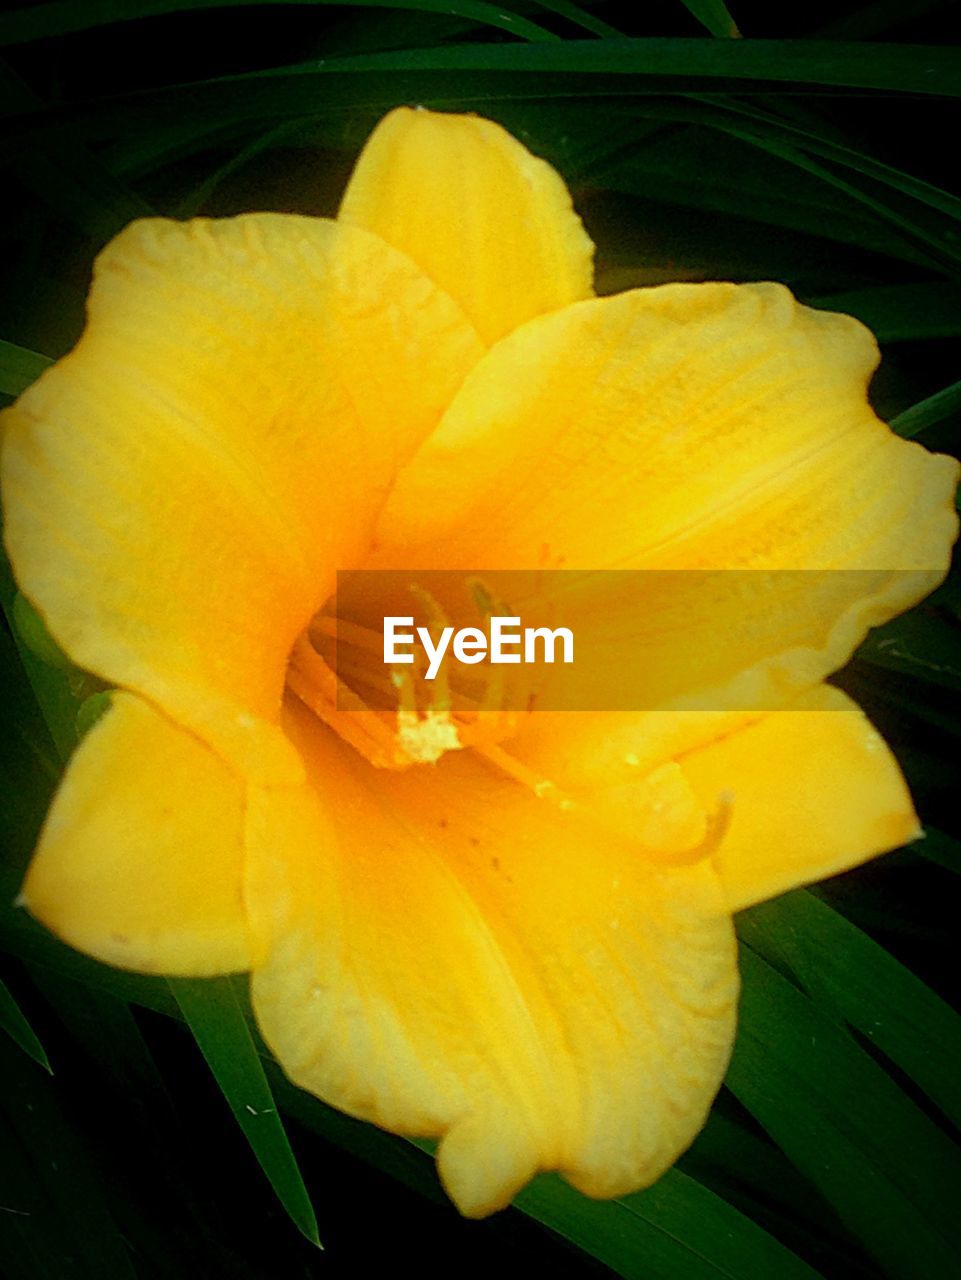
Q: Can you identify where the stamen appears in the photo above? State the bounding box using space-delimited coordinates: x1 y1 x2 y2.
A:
289 576 546 773
288 635 404 769
474 743 575 812
408 584 454 716
309 613 384 656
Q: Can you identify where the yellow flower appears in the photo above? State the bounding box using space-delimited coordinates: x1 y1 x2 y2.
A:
2 108 958 1218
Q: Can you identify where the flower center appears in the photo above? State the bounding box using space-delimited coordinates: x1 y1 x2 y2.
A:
286 576 521 771
284 575 733 863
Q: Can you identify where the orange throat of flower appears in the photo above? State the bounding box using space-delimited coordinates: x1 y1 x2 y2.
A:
283 577 732 868
286 579 523 774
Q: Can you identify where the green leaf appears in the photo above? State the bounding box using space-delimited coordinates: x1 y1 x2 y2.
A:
593 119 934 269
0 976 51 1072
808 283 961 341
0 61 153 242
170 976 321 1248
0 556 84 764
916 826 961 875
531 0 620 37
891 378 961 439
0 612 61 860
691 94 961 225
839 662 961 738
680 1 740 38
8 41 961 152
30 971 166 1097
739 891 961 1129
697 118 961 269
11 593 73 671
174 118 309 217
729 945 961 1280
74 690 114 742
514 1167 825 1280
0 340 51 398
854 606 961 693
0 1031 138 1279
230 38 961 95
272 1062 824 1279
0 0 555 47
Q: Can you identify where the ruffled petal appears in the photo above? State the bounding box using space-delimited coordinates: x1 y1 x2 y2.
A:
1 214 483 781
20 692 250 975
246 702 737 1217
374 282 957 711
339 107 594 345
682 684 920 912
376 281 957 571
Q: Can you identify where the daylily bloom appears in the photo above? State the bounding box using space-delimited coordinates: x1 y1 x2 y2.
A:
2 108 958 1218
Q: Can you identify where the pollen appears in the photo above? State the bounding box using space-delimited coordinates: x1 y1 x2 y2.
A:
396 707 463 764
288 579 519 771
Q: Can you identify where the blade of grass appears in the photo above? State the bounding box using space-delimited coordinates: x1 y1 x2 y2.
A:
0 1031 138 1279
700 95 961 224
274 1060 825 1280
0 976 51 1072
593 120 936 269
228 38 961 96
680 1 740 38
513 1166 825 1280
174 118 311 217
0 340 51 398
676 1106 877 1276
610 94 961 265
0 1111 86 1280
739 890 961 1129
0 556 85 764
531 0 620 37
839 662 961 738
7 41 961 152
853 605 961 693
170 976 321 1248
0 61 153 242
31 972 169 1099
916 826 961 875
682 1109 828 1226
700 120 961 270
891 378 961 439
807 283 961 340
730 945 961 1280
0 0 555 46
0 618 61 859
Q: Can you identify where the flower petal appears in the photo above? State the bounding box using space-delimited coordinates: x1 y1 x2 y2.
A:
21 692 250 975
374 282 957 710
513 684 918 907
1 214 483 781
681 684 921 912
338 107 595 345
377 282 957 572
246 702 737 1217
